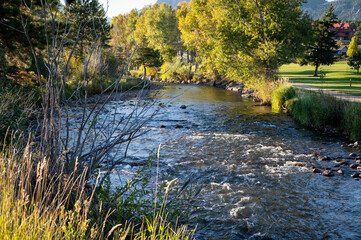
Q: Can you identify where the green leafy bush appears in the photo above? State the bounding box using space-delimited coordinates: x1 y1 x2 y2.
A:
342 103 361 140
292 91 346 129
271 84 296 112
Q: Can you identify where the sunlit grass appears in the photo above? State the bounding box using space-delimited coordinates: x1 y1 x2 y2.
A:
279 61 361 96
0 135 195 239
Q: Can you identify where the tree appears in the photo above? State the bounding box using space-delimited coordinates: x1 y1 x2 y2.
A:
178 0 312 81
355 24 361 42
0 0 47 65
66 0 111 59
348 52 361 74
134 47 163 78
347 37 361 73
136 3 180 62
177 0 220 79
347 36 359 57
302 4 338 76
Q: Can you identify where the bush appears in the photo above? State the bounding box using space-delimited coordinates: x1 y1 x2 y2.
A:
271 84 296 112
292 91 346 129
252 77 289 105
0 87 39 141
342 103 361 141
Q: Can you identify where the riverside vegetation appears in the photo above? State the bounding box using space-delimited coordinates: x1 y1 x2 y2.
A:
271 83 361 141
0 0 196 239
1 0 361 239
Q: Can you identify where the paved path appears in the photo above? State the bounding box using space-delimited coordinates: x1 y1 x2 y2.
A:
290 83 361 103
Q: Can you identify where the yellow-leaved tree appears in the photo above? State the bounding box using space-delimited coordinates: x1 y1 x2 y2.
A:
347 36 360 57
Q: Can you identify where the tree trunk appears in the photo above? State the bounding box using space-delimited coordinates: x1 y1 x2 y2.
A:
314 64 319 77
143 65 147 79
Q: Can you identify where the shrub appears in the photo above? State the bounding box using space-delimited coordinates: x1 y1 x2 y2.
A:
292 91 346 129
271 84 296 112
0 87 39 141
252 77 289 105
342 103 361 141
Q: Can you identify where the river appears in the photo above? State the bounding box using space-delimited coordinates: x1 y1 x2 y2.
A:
96 84 361 239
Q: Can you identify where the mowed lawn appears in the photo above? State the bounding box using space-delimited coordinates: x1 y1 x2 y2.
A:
279 61 361 96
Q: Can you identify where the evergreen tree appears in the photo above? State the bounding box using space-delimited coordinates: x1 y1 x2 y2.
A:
134 47 163 78
302 4 338 76
348 52 361 74
355 24 361 43
0 0 47 64
66 0 111 59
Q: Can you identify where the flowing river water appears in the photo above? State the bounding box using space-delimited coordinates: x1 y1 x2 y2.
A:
93 84 361 239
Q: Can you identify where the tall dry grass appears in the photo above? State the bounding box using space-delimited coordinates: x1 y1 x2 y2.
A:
0 134 102 239
0 134 195 239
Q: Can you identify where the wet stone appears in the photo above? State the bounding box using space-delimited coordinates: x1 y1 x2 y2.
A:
351 173 360 178
356 160 361 164
320 156 332 161
321 170 334 177
335 160 349 166
350 164 357 169
294 163 305 167
337 169 344 175
312 168 322 174
357 166 361 171
160 125 166 128
180 105 187 109
175 125 184 128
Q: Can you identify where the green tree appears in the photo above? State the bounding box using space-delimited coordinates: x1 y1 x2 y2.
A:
347 37 361 74
348 52 361 74
177 0 220 79
66 0 111 59
0 0 47 66
302 4 338 76
140 3 180 61
355 24 361 42
347 36 359 57
134 47 163 78
178 0 312 81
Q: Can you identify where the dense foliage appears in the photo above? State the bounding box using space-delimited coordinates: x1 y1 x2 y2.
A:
301 5 338 76
156 0 361 21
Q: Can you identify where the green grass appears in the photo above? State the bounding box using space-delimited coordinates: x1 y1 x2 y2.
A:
279 61 361 96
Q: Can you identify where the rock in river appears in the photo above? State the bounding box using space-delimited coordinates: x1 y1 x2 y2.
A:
321 170 334 177
351 173 360 179
350 164 357 169
313 168 322 173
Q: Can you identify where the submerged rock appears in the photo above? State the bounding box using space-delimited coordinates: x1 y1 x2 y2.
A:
337 169 344 175
180 105 187 109
320 156 332 161
350 164 357 169
321 170 334 177
335 160 349 166
312 168 322 173
351 173 360 178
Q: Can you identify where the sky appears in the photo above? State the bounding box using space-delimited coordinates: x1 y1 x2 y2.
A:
98 0 157 18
